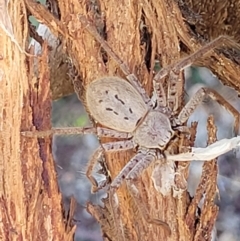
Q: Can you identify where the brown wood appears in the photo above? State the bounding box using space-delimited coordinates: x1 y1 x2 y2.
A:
30 0 240 101
23 0 222 240
2 0 240 240
0 1 75 240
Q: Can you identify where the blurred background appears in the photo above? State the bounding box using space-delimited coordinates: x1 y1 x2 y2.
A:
52 67 240 241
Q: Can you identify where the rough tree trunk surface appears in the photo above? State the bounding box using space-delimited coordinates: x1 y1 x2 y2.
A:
1 0 240 240
0 0 75 240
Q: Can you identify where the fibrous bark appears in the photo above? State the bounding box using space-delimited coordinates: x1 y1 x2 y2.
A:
2 0 240 240
41 0 240 100
0 1 75 240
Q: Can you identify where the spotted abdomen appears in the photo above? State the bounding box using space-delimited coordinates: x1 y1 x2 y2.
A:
86 77 148 132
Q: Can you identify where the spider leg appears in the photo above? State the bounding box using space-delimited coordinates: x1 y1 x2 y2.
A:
153 66 184 112
86 146 103 191
21 126 131 138
107 151 146 230
21 126 97 137
155 35 239 81
79 15 152 107
174 87 240 135
96 127 132 139
126 151 170 233
153 35 239 111
109 150 154 193
86 140 135 193
108 149 170 232
126 180 171 235
153 78 167 108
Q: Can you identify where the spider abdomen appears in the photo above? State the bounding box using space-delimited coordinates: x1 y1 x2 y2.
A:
133 111 174 149
86 76 148 132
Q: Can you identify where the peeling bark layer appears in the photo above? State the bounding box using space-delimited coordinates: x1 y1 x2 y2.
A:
19 0 240 240
0 1 75 240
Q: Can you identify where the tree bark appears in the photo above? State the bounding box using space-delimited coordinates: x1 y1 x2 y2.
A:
27 0 240 101
0 1 75 240
2 0 240 240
